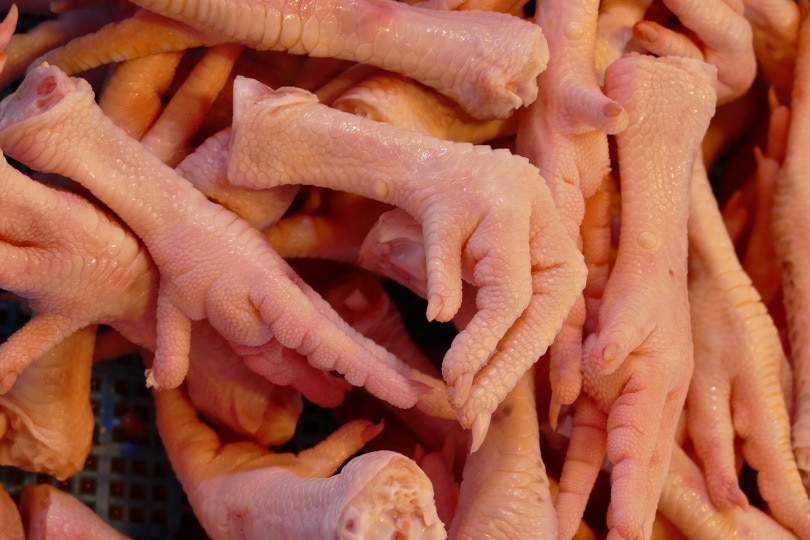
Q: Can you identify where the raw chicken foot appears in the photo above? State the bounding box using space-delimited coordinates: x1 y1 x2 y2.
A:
516 0 627 426
0 133 313 443
228 77 586 450
772 2 810 484
687 158 810 537
0 64 420 411
127 0 549 119
0 152 155 392
155 386 446 539
0 326 95 480
332 72 516 144
449 368 556 539
659 446 796 539
560 54 716 539
632 0 756 104
20 484 130 540
175 128 300 232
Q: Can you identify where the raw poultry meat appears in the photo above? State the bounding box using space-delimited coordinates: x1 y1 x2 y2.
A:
0 483 23 539
0 64 424 409
155 385 445 539
658 446 796 539
228 77 586 448
0 150 156 393
0 5 117 88
126 0 549 118
176 128 300 232
773 0 810 485
19 484 130 539
0 326 94 481
742 0 799 99
515 0 625 427
687 158 810 536
631 0 756 104
560 53 715 539
183 324 309 446
98 49 186 139
449 369 556 539
140 42 243 166
31 10 209 78
0 0 810 538
332 72 516 144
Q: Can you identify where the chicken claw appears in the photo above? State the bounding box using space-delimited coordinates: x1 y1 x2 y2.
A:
632 0 755 103
155 385 446 539
128 0 548 119
0 64 418 410
0 153 154 393
687 159 810 537
561 54 716 539
228 77 586 449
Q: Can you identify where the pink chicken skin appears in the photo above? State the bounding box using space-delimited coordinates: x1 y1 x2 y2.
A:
0 326 95 481
558 54 716 539
125 0 548 119
19 0 548 119
449 369 556 539
155 386 446 539
228 77 586 450
2 0 810 537
516 0 628 427
332 72 516 144
0 152 155 392
631 0 756 104
0 5 117 88
0 483 23 540
0 132 310 446
772 3 810 486
19 484 130 540
175 128 300 232
0 64 421 410
687 158 810 537
659 446 796 539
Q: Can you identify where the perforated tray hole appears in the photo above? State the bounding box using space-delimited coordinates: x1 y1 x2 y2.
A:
130 483 145 500
80 478 96 494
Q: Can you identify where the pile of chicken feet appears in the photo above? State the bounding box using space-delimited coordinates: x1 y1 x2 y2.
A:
0 0 807 537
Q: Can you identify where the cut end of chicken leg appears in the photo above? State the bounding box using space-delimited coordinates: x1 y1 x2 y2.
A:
337 454 446 540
